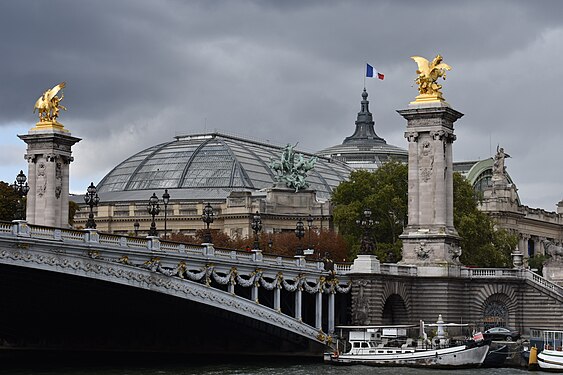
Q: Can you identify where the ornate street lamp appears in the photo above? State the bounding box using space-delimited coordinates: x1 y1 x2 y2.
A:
295 219 305 256
251 211 262 250
201 202 214 243
162 189 170 239
12 170 30 220
147 193 160 237
84 182 100 229
357 207 375 255
133 220 140 236
306 214 314 250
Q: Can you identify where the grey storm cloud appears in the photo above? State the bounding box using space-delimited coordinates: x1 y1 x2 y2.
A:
1 0 562 210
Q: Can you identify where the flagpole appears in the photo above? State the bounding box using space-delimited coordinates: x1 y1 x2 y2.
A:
363 63 366 89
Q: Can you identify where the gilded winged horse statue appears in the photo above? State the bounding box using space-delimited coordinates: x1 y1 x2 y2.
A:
34 82 67 123
411 55 451 102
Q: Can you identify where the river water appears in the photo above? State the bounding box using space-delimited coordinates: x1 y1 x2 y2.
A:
0 355 542 375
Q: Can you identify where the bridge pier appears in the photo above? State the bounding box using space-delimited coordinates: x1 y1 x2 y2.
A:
18 125 80 228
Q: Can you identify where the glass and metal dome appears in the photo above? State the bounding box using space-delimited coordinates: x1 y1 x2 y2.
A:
316 89 408 170
97 132 353 202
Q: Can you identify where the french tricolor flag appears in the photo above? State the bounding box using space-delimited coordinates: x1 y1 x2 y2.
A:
366 64 384 80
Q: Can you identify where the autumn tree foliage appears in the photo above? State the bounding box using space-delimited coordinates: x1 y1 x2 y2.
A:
169 228 349 262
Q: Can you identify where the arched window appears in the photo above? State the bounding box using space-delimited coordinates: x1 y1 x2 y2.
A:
483 300 508 330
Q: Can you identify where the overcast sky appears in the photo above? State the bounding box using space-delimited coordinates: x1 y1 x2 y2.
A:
1 0 562 211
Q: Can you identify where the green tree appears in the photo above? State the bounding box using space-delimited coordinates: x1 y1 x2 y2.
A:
332 162 517 267
453 173 517 267
0 181 19 221
332 161 408 262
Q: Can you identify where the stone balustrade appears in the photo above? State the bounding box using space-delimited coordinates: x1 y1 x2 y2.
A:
3 220 328 275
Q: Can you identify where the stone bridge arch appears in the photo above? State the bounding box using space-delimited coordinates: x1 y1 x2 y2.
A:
0 245 336 350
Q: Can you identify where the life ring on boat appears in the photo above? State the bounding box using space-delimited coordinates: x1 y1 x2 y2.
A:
333 351 339 358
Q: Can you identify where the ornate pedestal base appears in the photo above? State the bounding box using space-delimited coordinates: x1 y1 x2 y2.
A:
351 254 380 274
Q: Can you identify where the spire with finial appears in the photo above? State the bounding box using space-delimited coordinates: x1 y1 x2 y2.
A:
343 88 385 145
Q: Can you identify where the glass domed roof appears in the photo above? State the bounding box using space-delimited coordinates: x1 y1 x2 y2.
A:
97 132 353 201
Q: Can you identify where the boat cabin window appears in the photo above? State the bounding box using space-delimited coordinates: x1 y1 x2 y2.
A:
361 343 369 348
353 342 360 348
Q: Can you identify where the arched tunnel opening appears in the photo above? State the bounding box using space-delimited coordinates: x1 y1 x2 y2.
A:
382 294 409 325
0 264 344 357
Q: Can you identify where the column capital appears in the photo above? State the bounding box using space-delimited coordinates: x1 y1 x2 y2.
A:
404 131 419 142
431 129 456 142
24 154 37 163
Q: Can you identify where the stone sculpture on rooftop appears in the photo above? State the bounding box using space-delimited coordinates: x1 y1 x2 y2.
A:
492 145 510 184
269 144 317 192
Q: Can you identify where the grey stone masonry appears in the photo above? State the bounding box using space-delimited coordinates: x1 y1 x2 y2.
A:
397 102 463 269
18 128 80 228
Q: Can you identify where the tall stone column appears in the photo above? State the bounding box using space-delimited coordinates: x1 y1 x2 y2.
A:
19 124 80 228
398 102 463 275
24 155 37 223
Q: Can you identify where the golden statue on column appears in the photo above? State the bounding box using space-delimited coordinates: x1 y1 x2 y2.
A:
32 82 68 131
411 55 451 103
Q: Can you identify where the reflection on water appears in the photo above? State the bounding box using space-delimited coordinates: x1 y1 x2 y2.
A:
0 352 539 375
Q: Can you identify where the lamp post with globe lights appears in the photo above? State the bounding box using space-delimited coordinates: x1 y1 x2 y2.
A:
162 189 170 239
306 214 314 254
357 208 375 255
201 202 214 243
147 193 160 237
295 219 305 256
12 170 30 220
251 211 262 250
84 182 100 229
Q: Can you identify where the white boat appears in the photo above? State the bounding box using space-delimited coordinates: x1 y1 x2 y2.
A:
537 330 563 371
325 316 489 368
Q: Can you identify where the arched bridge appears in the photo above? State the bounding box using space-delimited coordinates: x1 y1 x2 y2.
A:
0 221 351 354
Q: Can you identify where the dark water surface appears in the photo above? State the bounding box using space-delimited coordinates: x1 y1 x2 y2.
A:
0 353 543 375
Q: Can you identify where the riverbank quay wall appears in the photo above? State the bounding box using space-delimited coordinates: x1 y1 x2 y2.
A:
347 266 563 333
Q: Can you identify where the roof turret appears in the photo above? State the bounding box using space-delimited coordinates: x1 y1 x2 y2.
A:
343 89 385 145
